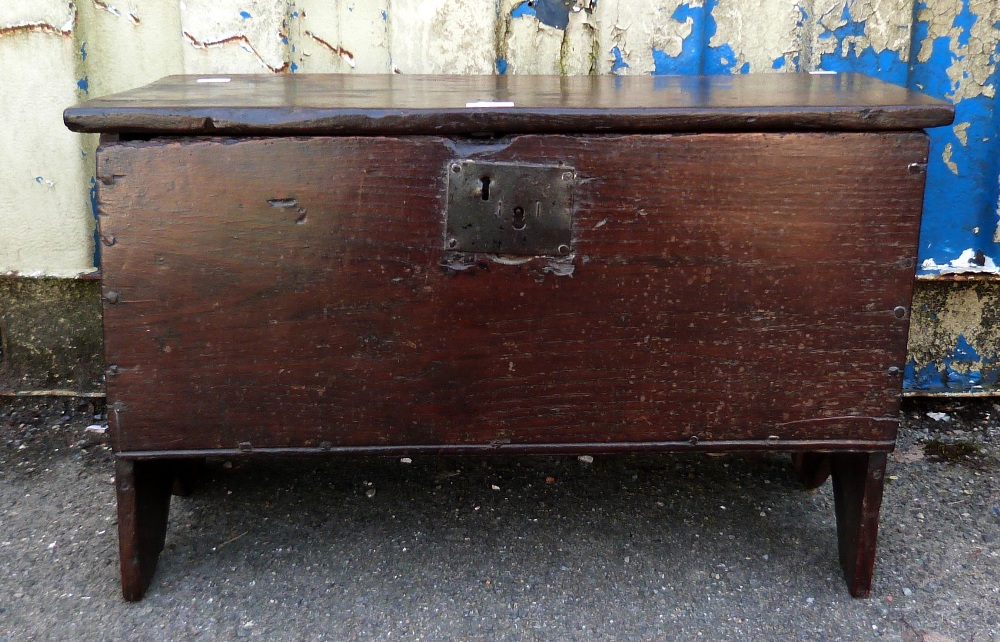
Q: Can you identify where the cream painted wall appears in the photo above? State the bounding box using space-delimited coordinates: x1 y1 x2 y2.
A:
1 0 996 279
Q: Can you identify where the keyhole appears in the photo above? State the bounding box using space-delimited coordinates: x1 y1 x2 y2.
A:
512 206 526 230
480 176 491 201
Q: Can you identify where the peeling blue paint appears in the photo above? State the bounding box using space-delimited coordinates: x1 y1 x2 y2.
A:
651 48 675 74
905 335 999 391
290 62 298 72
643 0 1000 393
953 335 980 361
917 95 1000 267
495 56 508 75
511 3 536 19
650 0 747 75
909 21 954 99
701 0 743 74
904 360 941 390
381 10 387 21
535 0 570 30
910 1 1000 276
511 0 576 30
80 42 87 61
77 77 89 93
952 1 977 48
610 46 629 73
90 177 100 267
816 5 908 82
239 10 251 19
807 0 1000 394
651 3 702 75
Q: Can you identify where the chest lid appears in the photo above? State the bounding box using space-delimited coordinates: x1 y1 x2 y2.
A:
64 73 953 136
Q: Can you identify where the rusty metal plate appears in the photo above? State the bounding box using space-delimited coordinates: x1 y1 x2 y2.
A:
445 160 574 256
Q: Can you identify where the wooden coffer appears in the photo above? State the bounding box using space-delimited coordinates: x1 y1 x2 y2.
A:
65 73 954 600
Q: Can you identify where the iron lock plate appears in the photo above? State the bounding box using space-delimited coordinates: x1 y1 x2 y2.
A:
445 160 574 256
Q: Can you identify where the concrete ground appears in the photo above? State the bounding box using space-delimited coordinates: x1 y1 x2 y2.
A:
1 397 997 641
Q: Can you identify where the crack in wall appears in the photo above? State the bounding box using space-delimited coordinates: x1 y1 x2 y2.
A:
182 30 291 73
0 21 74 38
91 0 139 24
4 0 1000 395
303 31 355 68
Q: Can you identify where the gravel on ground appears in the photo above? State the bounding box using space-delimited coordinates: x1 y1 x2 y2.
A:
1 396 997 641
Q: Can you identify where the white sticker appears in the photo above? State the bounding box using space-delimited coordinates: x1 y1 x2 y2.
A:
466 101 515 108
808 70 837 75
197 77 232 83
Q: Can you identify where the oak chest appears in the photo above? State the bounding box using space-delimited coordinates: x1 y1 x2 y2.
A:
65 72 953 600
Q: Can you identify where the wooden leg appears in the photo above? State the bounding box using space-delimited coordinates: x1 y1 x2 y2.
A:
116 458 174 601
830 452 887 598
171 458 209 497
791 452 831 489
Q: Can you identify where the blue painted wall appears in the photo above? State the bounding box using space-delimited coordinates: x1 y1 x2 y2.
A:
588 0 999 393
507 2 997 301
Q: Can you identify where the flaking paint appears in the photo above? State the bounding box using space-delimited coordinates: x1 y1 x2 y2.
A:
1 0 999 392
906 281 1000 392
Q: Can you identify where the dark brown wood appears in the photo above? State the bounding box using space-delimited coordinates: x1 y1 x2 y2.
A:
792 452 832 489
118 439 897 460
75 73 941 600
831 452 888 598
97 132 922 454
115 458 174 601
65 73 954 136
170 458 208 496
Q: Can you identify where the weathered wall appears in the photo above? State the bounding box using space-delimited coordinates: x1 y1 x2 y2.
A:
0 277 103 395
1 0 999 393
908 278 1000 393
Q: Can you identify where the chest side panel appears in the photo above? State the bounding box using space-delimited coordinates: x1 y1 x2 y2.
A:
97 132 927 453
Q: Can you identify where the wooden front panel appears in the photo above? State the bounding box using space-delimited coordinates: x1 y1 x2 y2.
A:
97 133 927 453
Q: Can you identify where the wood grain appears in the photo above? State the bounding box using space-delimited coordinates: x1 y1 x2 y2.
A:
832 452 888 598
115 458 173 601
97 132 927 454
66 73 954 136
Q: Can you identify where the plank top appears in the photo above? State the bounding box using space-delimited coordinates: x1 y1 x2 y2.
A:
64 73 953 136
